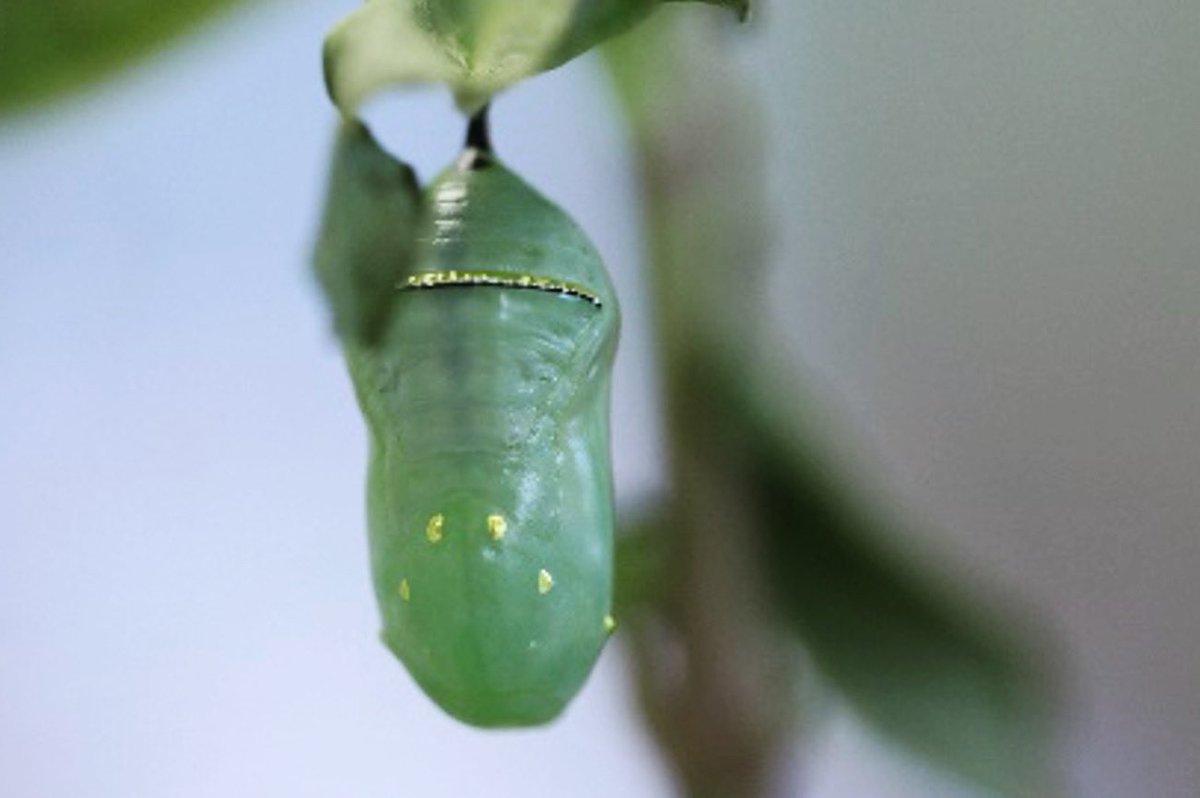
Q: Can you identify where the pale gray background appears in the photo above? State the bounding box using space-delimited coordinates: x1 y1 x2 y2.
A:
1 2 1196 796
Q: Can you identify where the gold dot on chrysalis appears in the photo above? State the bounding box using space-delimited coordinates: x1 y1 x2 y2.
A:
537 569 554 595
603 614 617 634
426 513 444 543
399 579 410 602
487 513 507 542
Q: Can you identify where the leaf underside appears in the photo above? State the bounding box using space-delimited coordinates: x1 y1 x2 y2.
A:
312 119 422 349
323 0 749 114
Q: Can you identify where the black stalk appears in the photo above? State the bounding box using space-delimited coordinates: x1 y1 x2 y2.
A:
465 105 493 153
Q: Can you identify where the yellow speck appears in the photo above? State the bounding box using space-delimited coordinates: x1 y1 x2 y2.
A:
603 614 617 634
537 569 554 595
487 513 507 541
399 579 410 602
426 513 444 543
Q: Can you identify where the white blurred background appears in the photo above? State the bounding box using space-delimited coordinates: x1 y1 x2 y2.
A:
1 2 1196 796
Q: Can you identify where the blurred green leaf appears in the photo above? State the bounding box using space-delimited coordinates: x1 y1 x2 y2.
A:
312 119 422 349
604 9 1052 795
705 352 1050 796
0 0 255 115
614 505 669 617
323 0 748 114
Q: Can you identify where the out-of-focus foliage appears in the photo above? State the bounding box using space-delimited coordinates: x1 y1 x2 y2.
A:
312 119 422 349
708 352 1049 796
0 0 254 115
323 0 748 114
604 10 1051 795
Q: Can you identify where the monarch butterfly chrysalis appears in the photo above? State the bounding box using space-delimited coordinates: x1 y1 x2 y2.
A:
341 113 620 727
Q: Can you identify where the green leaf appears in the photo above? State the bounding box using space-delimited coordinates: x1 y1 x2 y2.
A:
312 119 422 349
720 355 1051 797
602 9 1051 795
614 505 669 617
323 0 748 114
0 0 255 115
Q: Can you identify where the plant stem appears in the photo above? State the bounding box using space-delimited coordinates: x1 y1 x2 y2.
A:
605 10 801 797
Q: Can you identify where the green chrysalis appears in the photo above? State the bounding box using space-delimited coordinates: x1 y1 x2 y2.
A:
341 120 620 727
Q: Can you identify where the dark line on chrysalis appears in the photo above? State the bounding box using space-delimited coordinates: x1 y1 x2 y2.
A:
399 271 603 309
458 104 494 171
